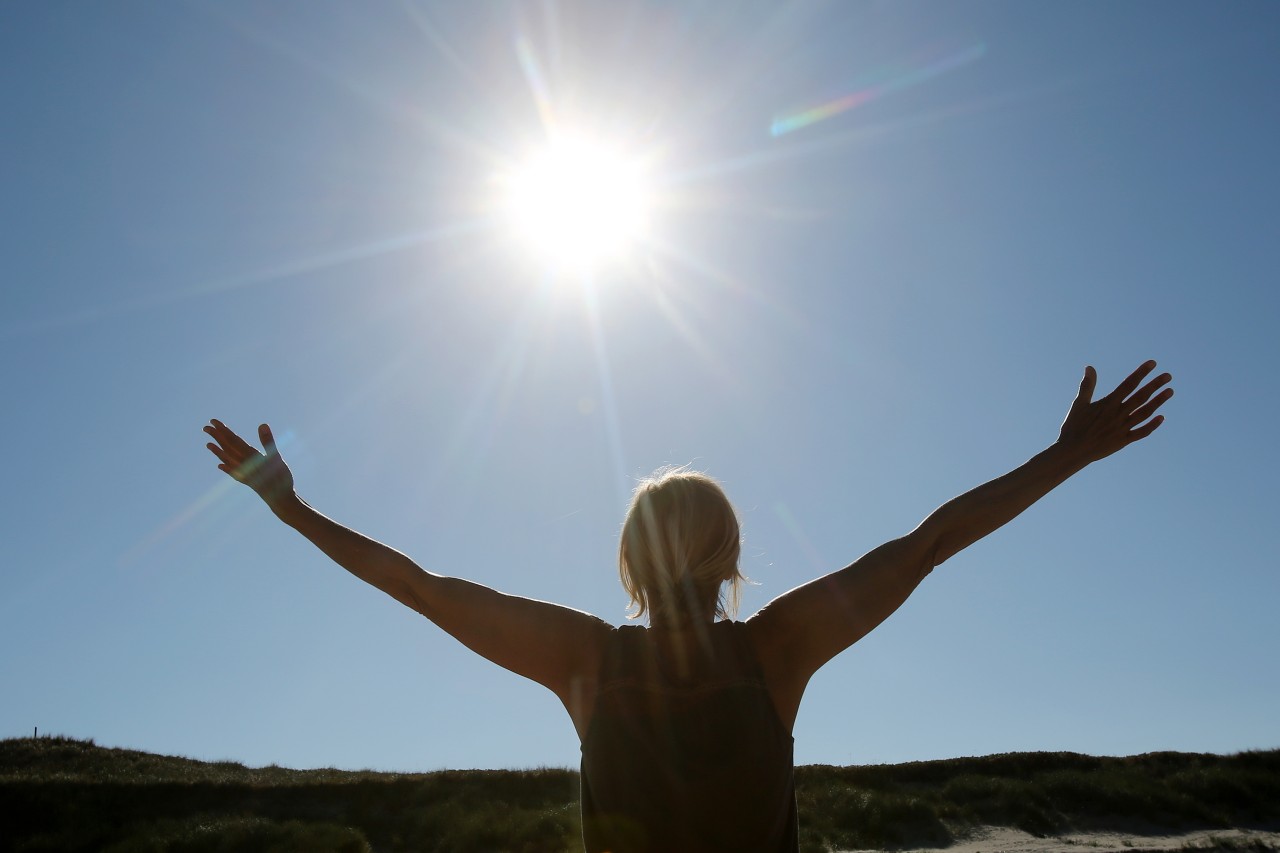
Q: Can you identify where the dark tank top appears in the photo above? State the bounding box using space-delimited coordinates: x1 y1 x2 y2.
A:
579 621 799 853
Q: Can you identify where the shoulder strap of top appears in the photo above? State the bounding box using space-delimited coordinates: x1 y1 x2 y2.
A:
723 620 767 679
599 621 767 686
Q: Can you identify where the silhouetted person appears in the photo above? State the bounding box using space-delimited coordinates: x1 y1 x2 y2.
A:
205 360 1172 853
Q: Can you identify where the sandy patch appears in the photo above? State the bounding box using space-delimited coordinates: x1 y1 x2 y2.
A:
840 827 1280 853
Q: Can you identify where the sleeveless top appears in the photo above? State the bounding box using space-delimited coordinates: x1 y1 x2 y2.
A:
579 621 799 853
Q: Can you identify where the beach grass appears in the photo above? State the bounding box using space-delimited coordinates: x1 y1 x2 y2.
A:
2 736 1277 852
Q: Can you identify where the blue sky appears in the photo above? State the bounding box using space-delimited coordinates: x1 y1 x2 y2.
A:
2 1 1277 772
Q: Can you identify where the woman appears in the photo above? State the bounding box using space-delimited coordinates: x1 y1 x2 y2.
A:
204 360 1172 852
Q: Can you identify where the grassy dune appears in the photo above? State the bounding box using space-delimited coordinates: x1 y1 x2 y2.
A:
2 737 1277 852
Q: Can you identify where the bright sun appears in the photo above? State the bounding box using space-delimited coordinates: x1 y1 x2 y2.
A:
501 134 652 271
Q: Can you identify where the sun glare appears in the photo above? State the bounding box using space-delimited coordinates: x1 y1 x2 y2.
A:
501 135 652 271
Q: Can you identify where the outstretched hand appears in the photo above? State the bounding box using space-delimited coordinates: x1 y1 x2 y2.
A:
1058 360 1173 465
204 419 295 509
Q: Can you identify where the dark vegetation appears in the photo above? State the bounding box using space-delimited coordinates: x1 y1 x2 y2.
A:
795 751 1280 852
2 737 1277 852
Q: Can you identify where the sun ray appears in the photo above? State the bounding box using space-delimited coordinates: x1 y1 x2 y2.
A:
187 226 487 299
579 277 632 500
0 225 481 343
644 231 811 337
200 2 512 167
515 36 557 134
119 477 241 571
416 286 554 506
121 429 300 571
644 278 739 391
396 1 490 95
648 228 894 377
772 501 829 574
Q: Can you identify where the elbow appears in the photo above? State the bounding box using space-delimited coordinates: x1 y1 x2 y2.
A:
375 560 435 616
910 517 951 574
927 538 950 571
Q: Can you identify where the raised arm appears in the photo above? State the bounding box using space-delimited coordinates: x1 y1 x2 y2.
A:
203 420 610 735
748 361 1173 728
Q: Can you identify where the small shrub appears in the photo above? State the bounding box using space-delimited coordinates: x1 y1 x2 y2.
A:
100 816 371 853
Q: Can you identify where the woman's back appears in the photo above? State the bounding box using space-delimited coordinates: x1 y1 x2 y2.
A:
580 621 798 853
206 361 1172 853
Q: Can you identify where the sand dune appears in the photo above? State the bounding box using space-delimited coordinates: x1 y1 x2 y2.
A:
842 827 1280 853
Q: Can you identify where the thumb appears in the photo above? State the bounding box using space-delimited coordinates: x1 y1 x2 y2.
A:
259 423 278 455
1072 366 1097 411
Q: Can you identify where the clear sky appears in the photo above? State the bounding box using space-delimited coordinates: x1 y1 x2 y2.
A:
2 1 1277 773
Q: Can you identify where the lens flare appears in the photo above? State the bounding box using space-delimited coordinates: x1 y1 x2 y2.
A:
771 42 987 137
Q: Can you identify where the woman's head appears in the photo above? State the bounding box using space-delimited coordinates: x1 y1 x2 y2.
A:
619 467 745 623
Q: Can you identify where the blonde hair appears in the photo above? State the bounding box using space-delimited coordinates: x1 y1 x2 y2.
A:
619 467 746 622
